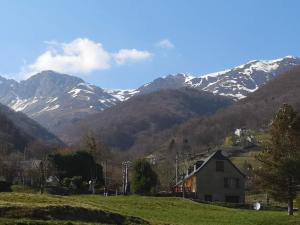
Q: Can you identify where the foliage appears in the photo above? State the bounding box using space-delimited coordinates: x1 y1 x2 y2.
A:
62 177 72 187
45 185 69 195
224 135 234 146
0 180 12 192
49 176 87 195
297 194 300 209
11 185 39 193
132 159 158 194
48 151 103 184
0 152 23 183
255 104 300 215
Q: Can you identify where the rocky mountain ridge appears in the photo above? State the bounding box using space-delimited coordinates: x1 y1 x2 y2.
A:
0 56 299 133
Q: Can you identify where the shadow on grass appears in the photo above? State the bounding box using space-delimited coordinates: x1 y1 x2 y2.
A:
0 205 150 225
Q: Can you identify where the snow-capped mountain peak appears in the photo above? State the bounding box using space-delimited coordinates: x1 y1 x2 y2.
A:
126 56 300 100
106 89 139 101
0 56 299 135
0 71 121 132
192 56 300 99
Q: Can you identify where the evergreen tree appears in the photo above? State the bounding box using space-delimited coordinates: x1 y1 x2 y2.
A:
256 104 300 215
48 151 104 184
132 159 158 195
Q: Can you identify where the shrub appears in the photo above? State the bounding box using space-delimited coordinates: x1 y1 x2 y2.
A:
71 176 83 190
62 177 72 188
132 159 158 195
297 194 300 210
0 181 12 192
48 151 104 184
45 185 69 195
11 185 38 193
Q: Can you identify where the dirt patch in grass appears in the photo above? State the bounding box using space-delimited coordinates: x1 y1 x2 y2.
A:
0 205 149 225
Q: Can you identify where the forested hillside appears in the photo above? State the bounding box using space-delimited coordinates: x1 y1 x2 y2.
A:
0 103 63 152
62 88 233 153
171 65 300 152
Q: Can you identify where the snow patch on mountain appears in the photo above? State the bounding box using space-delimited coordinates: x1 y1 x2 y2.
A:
0 56 299 133
117 56 300 101
10 97 39 111
0 70 121 132
107 89 140 101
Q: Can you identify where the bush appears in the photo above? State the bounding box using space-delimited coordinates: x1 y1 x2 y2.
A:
11 185 38 193
132 159 158 195
71 176 83 189
45 185 69 195
0 181 12 192
48 151 104 184
224 135 234 146
45 176 92 195
62 177 72 188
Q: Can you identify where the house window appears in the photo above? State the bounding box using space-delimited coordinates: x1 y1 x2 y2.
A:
224 178 229 188
224 177 240 189
236 178 240 189
204 194 212 202
216 161 224 172
225 196 240 203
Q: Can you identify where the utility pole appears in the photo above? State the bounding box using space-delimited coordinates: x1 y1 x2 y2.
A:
39 161 45 194
104 160 108 196
23 146 27 161
175 152 178 184
122 161 130 195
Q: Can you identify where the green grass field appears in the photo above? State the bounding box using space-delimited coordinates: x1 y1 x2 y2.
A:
0 192 299 225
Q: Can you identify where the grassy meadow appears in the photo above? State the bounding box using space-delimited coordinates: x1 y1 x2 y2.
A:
0 192 298 225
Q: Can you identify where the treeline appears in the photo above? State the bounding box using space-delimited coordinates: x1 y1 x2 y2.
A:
0 130 160 196
64 88 232 153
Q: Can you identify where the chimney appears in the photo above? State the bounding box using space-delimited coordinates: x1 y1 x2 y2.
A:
194 164 197 172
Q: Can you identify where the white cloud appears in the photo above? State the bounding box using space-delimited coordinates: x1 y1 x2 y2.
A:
113 49 153 65
155 39 174 49
26 38 111 76
22 38 153 78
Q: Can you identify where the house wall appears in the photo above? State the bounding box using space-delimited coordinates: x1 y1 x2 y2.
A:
184 175 197 192
196 159 245 203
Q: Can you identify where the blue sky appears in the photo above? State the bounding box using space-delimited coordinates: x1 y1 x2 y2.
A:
0 0 300 89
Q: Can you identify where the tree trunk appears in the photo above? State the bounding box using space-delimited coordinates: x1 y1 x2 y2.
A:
40 161 45 194
287 177 294 216
288 198 293 215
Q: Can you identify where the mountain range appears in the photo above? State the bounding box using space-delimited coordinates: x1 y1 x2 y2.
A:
0 56 299 136
62 63 300 155
133 56 300 99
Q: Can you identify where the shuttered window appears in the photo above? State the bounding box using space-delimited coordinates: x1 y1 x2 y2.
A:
224 177 240 189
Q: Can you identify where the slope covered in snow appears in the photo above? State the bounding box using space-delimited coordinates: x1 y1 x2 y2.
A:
0 56 299 136
0 71 120 133
190 56 300 99
112 56 300 101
